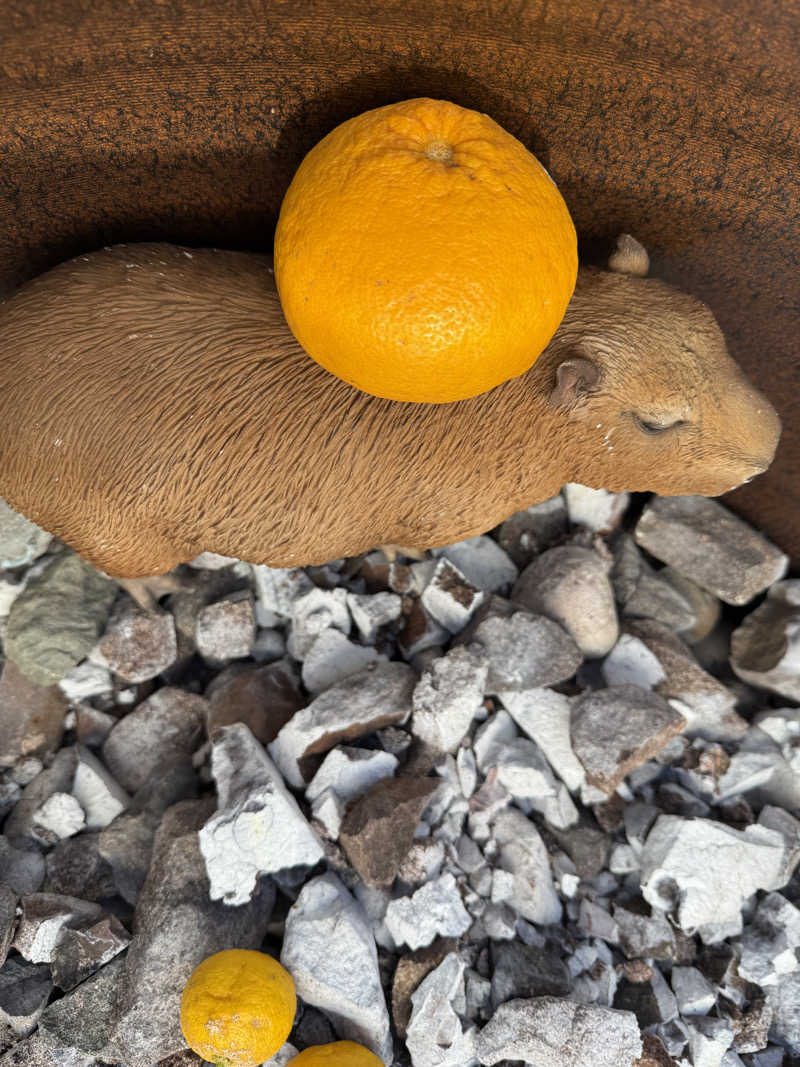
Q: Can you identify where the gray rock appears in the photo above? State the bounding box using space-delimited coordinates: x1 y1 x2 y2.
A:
102 798 275 1067
614 969 678 1027
269 662 415 788
431 536 518 593
4 550 116 686
37 951 126 1058
50 913 130 990
302 629 386 693
195 590 255 663
97 758 198 905
497 496 568 569
634 496 788 606
476 996 642 1067
464 602 583 693
563 483 630 533
492 808 561 925
43 833 116 901
405 953 477 1067
767 969 800 1054
384 873 472 950
0 957 53 1040
513 545 618 657
490 941 570 1009
613 906 692 962
3 747 77 848
281 872 392 1063
659 566 721 642
730 580 800 702
0 661 66 768
671 966 716 1015
641 815 789 941
0 837 45 895
0 887 16 971
490 737 557 801
411 646 488 753
102 687 207 793
93 602 177 683
570 684 686 794
0 498 51 567
624 618 748 740
200 723 324 904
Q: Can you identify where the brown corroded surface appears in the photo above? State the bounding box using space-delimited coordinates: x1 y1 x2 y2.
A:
0 0 797 559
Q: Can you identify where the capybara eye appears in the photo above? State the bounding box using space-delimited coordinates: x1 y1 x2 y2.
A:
633 414 686 435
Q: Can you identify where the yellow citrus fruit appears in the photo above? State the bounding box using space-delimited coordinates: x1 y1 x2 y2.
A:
180 949 296 1066
274 96 577 404
286 1041 384 1067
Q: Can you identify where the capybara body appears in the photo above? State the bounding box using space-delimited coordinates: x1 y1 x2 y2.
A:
0 242 780 578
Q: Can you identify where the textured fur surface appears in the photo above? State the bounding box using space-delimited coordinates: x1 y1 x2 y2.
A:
0 242 780 577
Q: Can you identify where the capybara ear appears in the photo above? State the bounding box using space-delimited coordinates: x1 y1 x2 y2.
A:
549 357 601 408
608 233 650 277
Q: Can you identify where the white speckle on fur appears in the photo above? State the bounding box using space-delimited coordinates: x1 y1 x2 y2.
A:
53 438 62 446
127 334 140 340
182 251 193 258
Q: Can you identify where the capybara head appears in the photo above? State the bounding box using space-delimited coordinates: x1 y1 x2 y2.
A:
529 237 781 499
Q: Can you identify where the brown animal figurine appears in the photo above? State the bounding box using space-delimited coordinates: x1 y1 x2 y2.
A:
0 236 780 582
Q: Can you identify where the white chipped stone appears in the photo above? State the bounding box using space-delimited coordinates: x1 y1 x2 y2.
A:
687 1017 734 1067
0 575 25 617
200 724 324 904
738 891 800 987
32 792 85 840
492 808 561 925
431 535 518 593
281 872 392 1063
456 746 478 798
483 902 517 941
406 953 477 1067
498 688 585 792
310 787 347 839
262 1041 299 1066
421 557 485 634
251 563 314 618
269 661 414 787
564 483 631 532
411 646 488 753
306 746 398 805
301 628 386 693
346 591 403 641
603 634 667 689
397 839 446 889
384 873 471 950
288 586 351 659
671 966 716 1015
640 815 789 941
476 996 642 1067
58 661 113 702
492 738 558 801
13 893 102 963
71 746 129 830
473 709 518 771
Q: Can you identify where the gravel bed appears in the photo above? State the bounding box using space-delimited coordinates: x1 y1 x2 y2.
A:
0 485 798 1067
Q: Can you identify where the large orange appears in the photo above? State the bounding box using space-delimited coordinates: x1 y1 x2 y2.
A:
274 97 577 404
